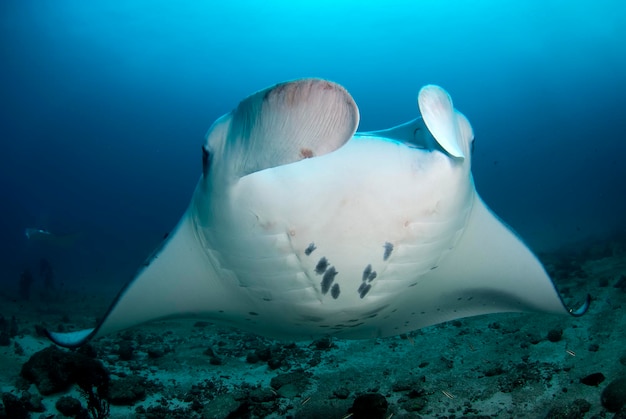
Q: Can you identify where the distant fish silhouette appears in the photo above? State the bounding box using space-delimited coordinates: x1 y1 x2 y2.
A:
25 228 82 246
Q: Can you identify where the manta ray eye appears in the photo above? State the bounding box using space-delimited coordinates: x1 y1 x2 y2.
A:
201 146 211 176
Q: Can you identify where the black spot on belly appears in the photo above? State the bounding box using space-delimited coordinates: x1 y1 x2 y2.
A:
304 243 316 256
362 264 372 282
315 257 329 274
248 312 259 316
362 264 377 282
358 283 371 299
331 283 340 299
321 266 338 294
383 242 394 261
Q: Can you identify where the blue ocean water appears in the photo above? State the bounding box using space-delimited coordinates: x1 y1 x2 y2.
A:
1 0 625 290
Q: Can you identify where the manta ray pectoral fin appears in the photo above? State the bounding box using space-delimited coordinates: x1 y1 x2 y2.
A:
418 85 468 159
208 78 360 178
46 211 240 348
424 194 589 321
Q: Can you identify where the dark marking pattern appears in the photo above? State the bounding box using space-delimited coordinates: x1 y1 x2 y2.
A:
383 242 394 261
362 264 372 282
315 257 329 274
331 283 340 299
358 283 372 299
248 312 259 316
304 243 316 256
358 264 377 297
321 266 338 294
362 264 377 282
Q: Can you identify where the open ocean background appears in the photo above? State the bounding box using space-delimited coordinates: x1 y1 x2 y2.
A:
1 0 625 290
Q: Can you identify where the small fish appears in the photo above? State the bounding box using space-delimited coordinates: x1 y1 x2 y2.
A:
25 228 54 240
25 227 82 246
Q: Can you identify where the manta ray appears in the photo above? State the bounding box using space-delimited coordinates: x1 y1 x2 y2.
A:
47 79 589 348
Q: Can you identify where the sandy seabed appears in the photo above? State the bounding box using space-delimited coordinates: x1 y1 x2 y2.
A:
1 236 625 418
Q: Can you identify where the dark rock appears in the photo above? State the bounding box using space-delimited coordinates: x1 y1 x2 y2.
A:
547 329 563 342
580 372 605 386
20 390 44 413
403 397 427 412
484 365 505 377
147 346 165 358
248 388 276 403
615 275 626 291
201 394 239 418
1 393 27 419
602 377 626 412
117 341 134 360
545 398 591 418
333 387 350 399
311 337 334 350
33 324 47 337
615 406 626 419
255 346 272 362
350 393 388 419
246 351 259 363
391 379 413 392
0 332 9 346
270 371 311 393
20 346 109 395
107 375 146 405
77 343 98 359
408 388 425 398
267 356 283 370
588 343 600 352
55 395 83 416
204 347 223 365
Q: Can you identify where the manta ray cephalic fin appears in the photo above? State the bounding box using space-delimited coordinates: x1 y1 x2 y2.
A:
208 78 360 179
418 84 467 159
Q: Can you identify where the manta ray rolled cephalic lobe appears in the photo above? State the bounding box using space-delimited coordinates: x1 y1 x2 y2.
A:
46 79 589 348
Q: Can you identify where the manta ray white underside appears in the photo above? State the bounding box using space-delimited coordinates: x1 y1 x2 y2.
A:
47 79 589 348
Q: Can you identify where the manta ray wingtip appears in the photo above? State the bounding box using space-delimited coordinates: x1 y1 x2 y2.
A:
45 328 96 349
568 293 591 317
